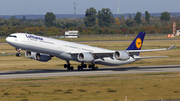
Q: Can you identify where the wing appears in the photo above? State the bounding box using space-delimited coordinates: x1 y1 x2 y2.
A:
70 51 115 59
68 45 175 60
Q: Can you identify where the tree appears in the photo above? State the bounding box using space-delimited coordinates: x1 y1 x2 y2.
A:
145 11 150 22
134 12 142 23
160 12 170 21
84 7 97 27
129 14 132 19
0 18 5 26
54 18 76 29
125 19 134 27
23 15 26 21
97 28 103 34
97 8 114 28
9 16 20 26
120 15 125 21
44 12 56 27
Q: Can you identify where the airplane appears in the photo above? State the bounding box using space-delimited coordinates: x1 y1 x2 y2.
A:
6 32 175 70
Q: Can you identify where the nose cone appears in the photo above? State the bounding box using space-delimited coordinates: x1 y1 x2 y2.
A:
6 37 10 43
6 37 14 43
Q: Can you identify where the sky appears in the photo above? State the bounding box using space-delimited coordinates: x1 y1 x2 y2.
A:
0 0 180 15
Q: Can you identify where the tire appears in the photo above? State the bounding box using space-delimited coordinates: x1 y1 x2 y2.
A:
67 67 71 70
92 66 98 70
95 66 98 70
16 53 19 57
78 66 81 70
16 53 21 57
84 64 87 68
64 64 67 68
88 65 92 68
70 66 74 70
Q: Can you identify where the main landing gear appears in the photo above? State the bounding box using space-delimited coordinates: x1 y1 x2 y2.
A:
88 64 98 70
64 61 74 70
77 62 87 70
16 48 21 57
77 62 98 71
64 61 98 71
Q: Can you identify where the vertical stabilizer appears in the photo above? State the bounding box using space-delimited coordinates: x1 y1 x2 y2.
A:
126 32 146 55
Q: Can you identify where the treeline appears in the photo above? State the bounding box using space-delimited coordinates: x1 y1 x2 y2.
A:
0 7 179 36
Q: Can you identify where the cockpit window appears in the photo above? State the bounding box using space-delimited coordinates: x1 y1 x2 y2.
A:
9 35 17 38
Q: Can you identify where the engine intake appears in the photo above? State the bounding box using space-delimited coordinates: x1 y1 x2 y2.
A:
77 53 94 62
114 51 130 60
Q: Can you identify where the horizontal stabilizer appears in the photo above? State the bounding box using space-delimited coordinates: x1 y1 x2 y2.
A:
168 45 175 50
134 56 168 59
127 45 176 54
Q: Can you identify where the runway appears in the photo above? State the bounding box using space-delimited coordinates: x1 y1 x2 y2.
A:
0 65 180 79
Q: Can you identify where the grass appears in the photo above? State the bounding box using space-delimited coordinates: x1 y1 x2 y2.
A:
15 78 55 81
77 89 87 92
0 72 180 100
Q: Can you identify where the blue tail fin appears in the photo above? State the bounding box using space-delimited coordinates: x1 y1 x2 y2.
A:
126 32 146 55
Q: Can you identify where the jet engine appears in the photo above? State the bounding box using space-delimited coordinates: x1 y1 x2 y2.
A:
25 51 51 62
25 51 36 59
77 53 94 62
114 51 130 60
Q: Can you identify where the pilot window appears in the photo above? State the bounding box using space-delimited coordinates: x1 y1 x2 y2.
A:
9 35 17 38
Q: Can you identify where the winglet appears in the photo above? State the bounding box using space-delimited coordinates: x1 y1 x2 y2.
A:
168 45 175 50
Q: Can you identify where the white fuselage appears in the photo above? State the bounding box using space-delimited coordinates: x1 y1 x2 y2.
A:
6 33 136 66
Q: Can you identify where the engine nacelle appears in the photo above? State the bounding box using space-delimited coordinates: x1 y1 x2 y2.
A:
25 51 36 59
35 53 51 62
77 53 94 62
114 51 130 60
25 51 51 62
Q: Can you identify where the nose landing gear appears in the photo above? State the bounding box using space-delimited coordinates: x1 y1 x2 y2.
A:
16 48 21 57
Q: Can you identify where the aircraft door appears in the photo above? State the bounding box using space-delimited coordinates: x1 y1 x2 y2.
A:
22 35 26 42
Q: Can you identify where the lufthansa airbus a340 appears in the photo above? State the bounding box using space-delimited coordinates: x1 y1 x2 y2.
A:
6 32 175 70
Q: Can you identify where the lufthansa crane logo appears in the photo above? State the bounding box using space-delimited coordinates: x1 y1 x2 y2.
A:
136 38 142 49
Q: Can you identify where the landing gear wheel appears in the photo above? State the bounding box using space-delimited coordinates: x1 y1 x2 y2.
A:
64 61 74 71
88 65 92 68
70 66 74 70
92 65 98 70
78 66 81 70
67 67 71 70
95 66 98 70
16 53 21 57
64 64 67 68
83 64 87 68
77 65 83 70
67 66 73 71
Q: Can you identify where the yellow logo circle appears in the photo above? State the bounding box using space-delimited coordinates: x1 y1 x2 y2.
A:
136 38 142 49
